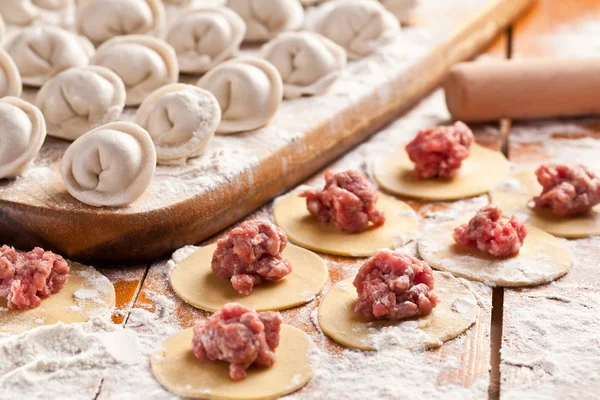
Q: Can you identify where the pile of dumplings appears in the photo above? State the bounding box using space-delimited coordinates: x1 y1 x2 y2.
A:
0 0 411 207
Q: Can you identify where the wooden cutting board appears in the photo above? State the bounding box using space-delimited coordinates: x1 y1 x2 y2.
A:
0 0 533 263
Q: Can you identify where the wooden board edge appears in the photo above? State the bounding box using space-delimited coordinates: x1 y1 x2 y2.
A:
0 0 534 263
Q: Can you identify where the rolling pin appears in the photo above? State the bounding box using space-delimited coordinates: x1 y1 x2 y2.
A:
444 58 600 122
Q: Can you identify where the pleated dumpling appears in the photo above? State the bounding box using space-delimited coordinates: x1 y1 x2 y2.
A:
136 84 221 165
0 0 73 26
0 50 22 98
314 0 400 59
227 0 304 42
262 31 346 99
36 66 126 141
0 97 46 179
196 57 283 134
166 7 245 74
4 26 94 87
91 35 179 106
60 122 157 207
76 0 166 46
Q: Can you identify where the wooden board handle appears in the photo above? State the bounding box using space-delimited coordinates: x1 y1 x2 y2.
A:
444 58 600 122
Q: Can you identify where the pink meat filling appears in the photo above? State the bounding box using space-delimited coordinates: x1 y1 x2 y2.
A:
353 250 438 320
0 245 70 310
211 220 292 296
299 170 386 233
533 163 600 217
406 121 475 179
192 302 283 381
453 205 527 258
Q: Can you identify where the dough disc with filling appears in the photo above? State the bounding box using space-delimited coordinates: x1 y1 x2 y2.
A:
373 143 511 201
418 220 572 287
0 263 116 334
273 191 418 257
151 324 313 400
317 271 478 351
491 170 600 238
170 243 328 312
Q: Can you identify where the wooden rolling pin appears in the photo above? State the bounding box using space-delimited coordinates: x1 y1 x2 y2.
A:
444 59 600 122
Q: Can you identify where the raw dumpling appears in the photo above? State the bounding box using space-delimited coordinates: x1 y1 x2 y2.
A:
60 122 157 207
314 0 400 59
227 0 304 42
196 57 283 134
90 35 179 106
262 31 346 99
35 66 126 141
379 0 417 22
4 26 94 87
165 7 245 74
76 0 165 46
0 50 22 98
135 84 221 165
0 97 46 179
0 0 72 26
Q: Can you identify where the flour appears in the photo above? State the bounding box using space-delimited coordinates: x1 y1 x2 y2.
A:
501 295 600 399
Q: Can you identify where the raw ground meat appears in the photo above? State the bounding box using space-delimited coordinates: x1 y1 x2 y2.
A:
453 205 527 258
211 220 292 296
405 121 474 179
299 170 385 233
533 163 600 217
0 246 70 310
353 250 438 320
192 302 283 381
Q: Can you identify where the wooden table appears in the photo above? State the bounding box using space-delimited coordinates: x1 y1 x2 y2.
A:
91 1 600 398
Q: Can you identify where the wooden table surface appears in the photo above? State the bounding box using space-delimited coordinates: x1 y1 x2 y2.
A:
89 1 600 398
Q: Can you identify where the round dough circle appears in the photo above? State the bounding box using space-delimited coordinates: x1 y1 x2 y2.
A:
373 143 511 201
317 271 478 351
273 191 419 257
418 219 572 287
490 170 600 238
151 324 313 400
0 262 116 334
170 243 328 312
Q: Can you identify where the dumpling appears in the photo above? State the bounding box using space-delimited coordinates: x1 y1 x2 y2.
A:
136 84 221 165
0 97 46 179
379 0 417 22
76 0 165 46
0 0 73 26
196 57 283 134
261 31 346 99
90 35 179 106
35 66 126 141
0 50 22 98
4 26 94 87
165 7 245 74
227 0 304 42
314 0 400 59
60 121 157 207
